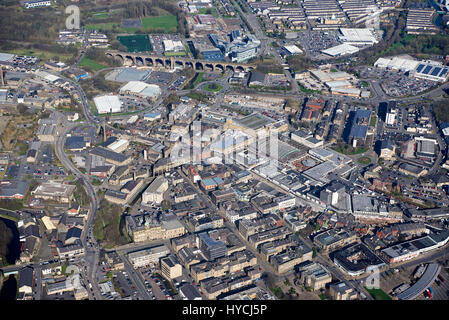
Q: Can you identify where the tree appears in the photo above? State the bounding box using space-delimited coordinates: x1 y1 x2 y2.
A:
17 104 28 114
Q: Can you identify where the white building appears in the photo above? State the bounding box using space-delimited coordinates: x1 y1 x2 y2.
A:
119 81 161 99
339 28 379 46
94 95 122 114
321 43 360 57
107 139 129 153
163 40 184 52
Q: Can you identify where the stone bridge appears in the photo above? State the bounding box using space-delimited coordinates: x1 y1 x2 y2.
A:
106 50 255 73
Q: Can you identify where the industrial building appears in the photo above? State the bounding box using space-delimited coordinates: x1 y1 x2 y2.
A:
93 95 123 114
119 81 161 99
338 28 378 46
321 43 360 57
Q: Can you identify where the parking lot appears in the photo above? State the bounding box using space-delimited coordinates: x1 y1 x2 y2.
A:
297 31 342 58
358 66 437 97
149 34 184 55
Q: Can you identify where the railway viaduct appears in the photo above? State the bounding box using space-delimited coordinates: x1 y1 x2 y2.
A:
106 50 255 72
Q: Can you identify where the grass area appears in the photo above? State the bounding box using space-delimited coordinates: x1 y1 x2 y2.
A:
0 213 19 222
298 83 322 94
270 287 284 299
90 101 98 116
92 178 102 186
365 287 392 300
319 293 327 300
0 199 23 211
358 156 372 165
370 116 377 127
117 34 152 53
195 7 219 17
79 57 108 71
141 15 178 33
93 199 130 248
84 22 138 33
17 141 28 156
1 47 74 64
361 80 369 88
204 83 223 92
164 51 187 57
190 72 206 89
332 144 369 155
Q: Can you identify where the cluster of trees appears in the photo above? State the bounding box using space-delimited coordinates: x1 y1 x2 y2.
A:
254 56 284 74
355 8 449 65
0 6 62 42
121 0 179 19
286 54 311 73
433 99 449 123
85 48 120 67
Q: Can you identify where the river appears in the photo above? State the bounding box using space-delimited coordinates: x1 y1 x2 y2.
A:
0 216 21 266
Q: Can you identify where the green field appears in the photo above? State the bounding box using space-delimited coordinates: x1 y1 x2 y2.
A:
365 287 392 300
141 15 178 33
79 57 108 71
196 7 219 17
117 34 152 52
84 22 139 33
2 48 74 63
370 115 377 127
164 51 187 57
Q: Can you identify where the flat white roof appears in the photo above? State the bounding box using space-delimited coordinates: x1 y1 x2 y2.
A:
120 81 161 98
0 52 15 62
322 43 360 56
339 28 378 45
284 45 303 54
94 95 122 114
107 139 129 152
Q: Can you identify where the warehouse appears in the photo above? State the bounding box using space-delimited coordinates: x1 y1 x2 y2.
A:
93 95 122 114
339 28 378 46
321 43 360 57
119 81 161 99
106 139 130 153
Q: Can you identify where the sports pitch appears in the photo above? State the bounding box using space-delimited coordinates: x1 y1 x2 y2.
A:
117 34 152 52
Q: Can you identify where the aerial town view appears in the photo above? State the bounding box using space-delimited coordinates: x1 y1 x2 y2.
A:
1 0 449 307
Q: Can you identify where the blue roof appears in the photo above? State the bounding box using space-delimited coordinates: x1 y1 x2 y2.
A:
348 109 371 139
202 50 225 62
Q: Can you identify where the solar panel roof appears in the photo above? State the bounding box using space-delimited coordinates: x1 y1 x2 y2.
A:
416 64 425 73
422 65 432 74
431 67 442 76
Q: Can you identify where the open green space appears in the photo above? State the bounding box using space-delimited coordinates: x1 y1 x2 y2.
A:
164 51 187 57
141 15 178 33
365 287 392 300
79 57 108 71
332 144 369 155
93 199 130 248
195 7 219 17
370 115 377 127
190 72 206 89
298 83 322 94
117 34 152 52
204 83 223 92
358 156 372 165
